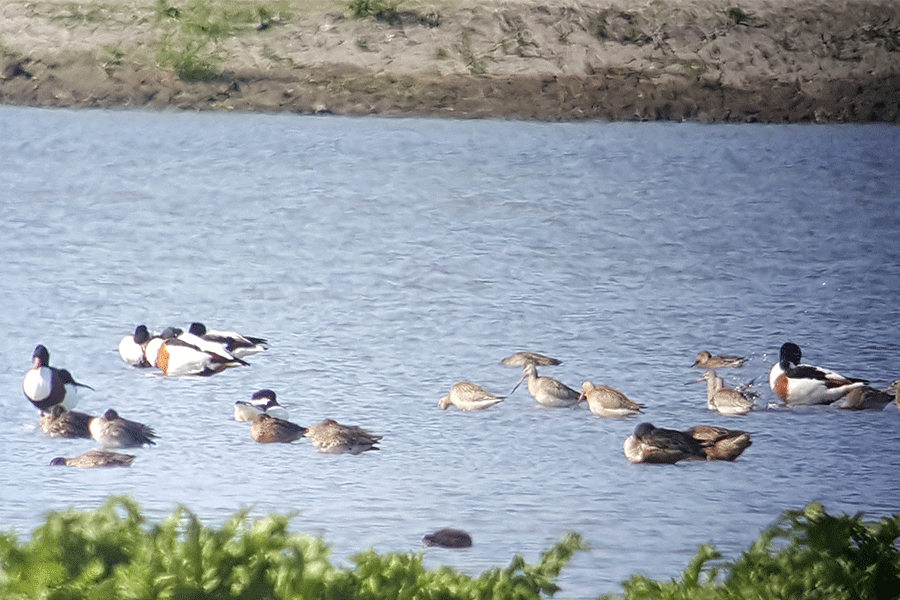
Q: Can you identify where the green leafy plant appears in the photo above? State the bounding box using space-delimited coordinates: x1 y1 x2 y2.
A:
0 497 585 600
348 0 400 21
602 503 900 600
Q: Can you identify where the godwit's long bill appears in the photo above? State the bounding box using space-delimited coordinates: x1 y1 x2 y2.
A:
510 363 580 407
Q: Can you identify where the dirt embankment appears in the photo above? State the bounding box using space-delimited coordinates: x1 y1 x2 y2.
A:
1 0 898 122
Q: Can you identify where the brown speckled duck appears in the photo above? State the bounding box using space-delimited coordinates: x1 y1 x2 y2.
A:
831 385 893 410
89 409 157 448
40 405 93 439
623 423 706 464
692 350 745 369
683 425 752 461
50 449 136 468
304 419 381 454
249 413 306 443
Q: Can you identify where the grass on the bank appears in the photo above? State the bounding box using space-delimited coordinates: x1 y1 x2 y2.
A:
153 0 293 80
151 0 441 81
1 499 899 599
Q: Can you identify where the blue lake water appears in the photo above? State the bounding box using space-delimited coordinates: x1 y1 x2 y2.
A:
0 105 898 598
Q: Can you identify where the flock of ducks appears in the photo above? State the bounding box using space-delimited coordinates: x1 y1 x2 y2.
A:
24 333 896 546
236 390 382 454
439 344 899 465
24 323 382 468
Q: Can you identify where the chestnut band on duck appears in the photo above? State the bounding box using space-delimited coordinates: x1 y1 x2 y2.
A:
768 342 867 406
23 344 92 414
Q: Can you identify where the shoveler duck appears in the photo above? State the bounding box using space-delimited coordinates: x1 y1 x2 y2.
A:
692 350 746 369
578 381 644 417
118 325 154 368
510 363 581 407
50 449 136 468
89 409 157 448
40 405 93 439
423 528 473 548
768 342 867 406
623 422 706 464
23 345 92 414
144 329 247 377
303 419 382 454
832 385 893 410
500 351 562 367
696 370 754 416
250 413 307 443
683 425 752 461
234 389 289 421
438 382 505 411
188 322 268 358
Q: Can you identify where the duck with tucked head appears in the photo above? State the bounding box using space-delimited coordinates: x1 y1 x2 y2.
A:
768 342 867 406
423 528 473 548
250 413 307 443
23 345 93 415
188 322 268 359
692 350 745 369
303 419 382 454
50 449 136 468
40 405 93 439
578 381 644 417
118 325 154 368
438 382 505 411
234 389 290 421
89 409 157 448
623 422 706 464
683 425 752 461
144 328 247 377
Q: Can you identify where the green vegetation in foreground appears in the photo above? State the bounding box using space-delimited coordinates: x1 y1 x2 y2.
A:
0 497 584 600
601 502 900 600
1 500 898 599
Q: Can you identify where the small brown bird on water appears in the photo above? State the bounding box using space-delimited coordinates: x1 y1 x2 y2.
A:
692 350 746 369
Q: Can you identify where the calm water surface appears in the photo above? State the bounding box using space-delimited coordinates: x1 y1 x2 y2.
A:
1 106 899 598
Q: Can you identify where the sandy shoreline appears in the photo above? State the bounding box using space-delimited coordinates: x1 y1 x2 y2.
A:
1 0 899 122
